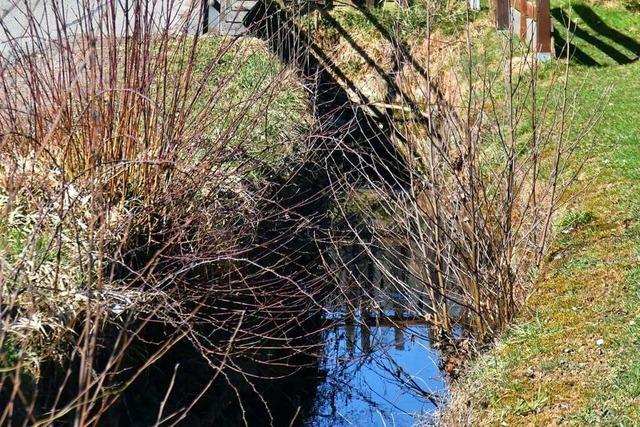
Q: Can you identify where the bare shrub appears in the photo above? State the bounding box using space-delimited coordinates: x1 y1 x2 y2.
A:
319 2 590 344
0 1 324 424
0 0 592 424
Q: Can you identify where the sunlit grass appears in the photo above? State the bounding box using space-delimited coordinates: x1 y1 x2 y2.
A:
444 1 640 424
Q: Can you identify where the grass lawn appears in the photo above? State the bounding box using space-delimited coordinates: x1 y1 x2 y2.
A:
445 1 640 424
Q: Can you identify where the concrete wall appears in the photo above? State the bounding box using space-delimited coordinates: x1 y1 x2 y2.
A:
0 0 203 59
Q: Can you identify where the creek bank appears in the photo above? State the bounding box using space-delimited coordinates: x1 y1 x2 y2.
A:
439 2 640 424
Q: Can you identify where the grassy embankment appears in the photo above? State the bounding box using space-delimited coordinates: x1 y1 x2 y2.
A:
445 1 640 424
307 0 476 104
289 2 640 421
0 36 308 375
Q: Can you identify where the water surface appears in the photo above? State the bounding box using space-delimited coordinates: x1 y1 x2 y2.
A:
304 319 445 426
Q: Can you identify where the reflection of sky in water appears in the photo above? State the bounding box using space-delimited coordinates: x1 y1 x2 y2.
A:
306 323 445 427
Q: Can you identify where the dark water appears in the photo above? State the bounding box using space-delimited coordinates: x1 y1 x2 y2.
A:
20 308 446 427
10 242 448 426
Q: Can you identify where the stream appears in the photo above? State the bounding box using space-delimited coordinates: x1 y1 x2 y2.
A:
2 2 454 421
306 319 445 426
110 244 450 426
19 242 450 427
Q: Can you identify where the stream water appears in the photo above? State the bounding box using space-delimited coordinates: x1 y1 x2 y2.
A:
7 233 451 426
300 243 450 426
305 320 445 426
20 242 450 426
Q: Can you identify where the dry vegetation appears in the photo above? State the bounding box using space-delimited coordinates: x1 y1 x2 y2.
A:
0 0 614 424
0 1 319 423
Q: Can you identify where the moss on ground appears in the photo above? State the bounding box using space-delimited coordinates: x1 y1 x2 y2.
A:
443 2 640 424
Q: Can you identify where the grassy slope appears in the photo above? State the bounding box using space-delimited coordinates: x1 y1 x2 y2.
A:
447 2 640 424
307 0 477 105
188 37 309 164
0 36 308 373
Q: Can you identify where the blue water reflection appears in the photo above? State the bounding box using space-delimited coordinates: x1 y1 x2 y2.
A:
306 321 445 427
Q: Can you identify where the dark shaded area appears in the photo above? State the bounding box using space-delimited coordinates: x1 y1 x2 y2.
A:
5 212 329 426
250 1 418 189
3 318 323 427
552 15 600 66
552 6 639 66
100 324 323 427
245 0 459 188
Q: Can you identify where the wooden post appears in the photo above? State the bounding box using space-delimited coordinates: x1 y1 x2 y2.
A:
495 0 510 29
518 0 527 40
502 0 552 59
202 0 210 33
536 0 552 57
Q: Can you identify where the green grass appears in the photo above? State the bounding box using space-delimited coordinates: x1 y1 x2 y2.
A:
558 210 595 232
178 37 309 168
312 0 477 43
444 1 640 424
0 191 69 290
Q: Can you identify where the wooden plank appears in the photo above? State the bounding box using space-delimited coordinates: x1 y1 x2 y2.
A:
536 0 552 55
511 0 536 17
525 1 536 17
506 0 552 58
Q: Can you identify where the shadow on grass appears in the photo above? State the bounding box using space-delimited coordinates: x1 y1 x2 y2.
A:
552 6 639 66
572 4 640 59
249 0 459 189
